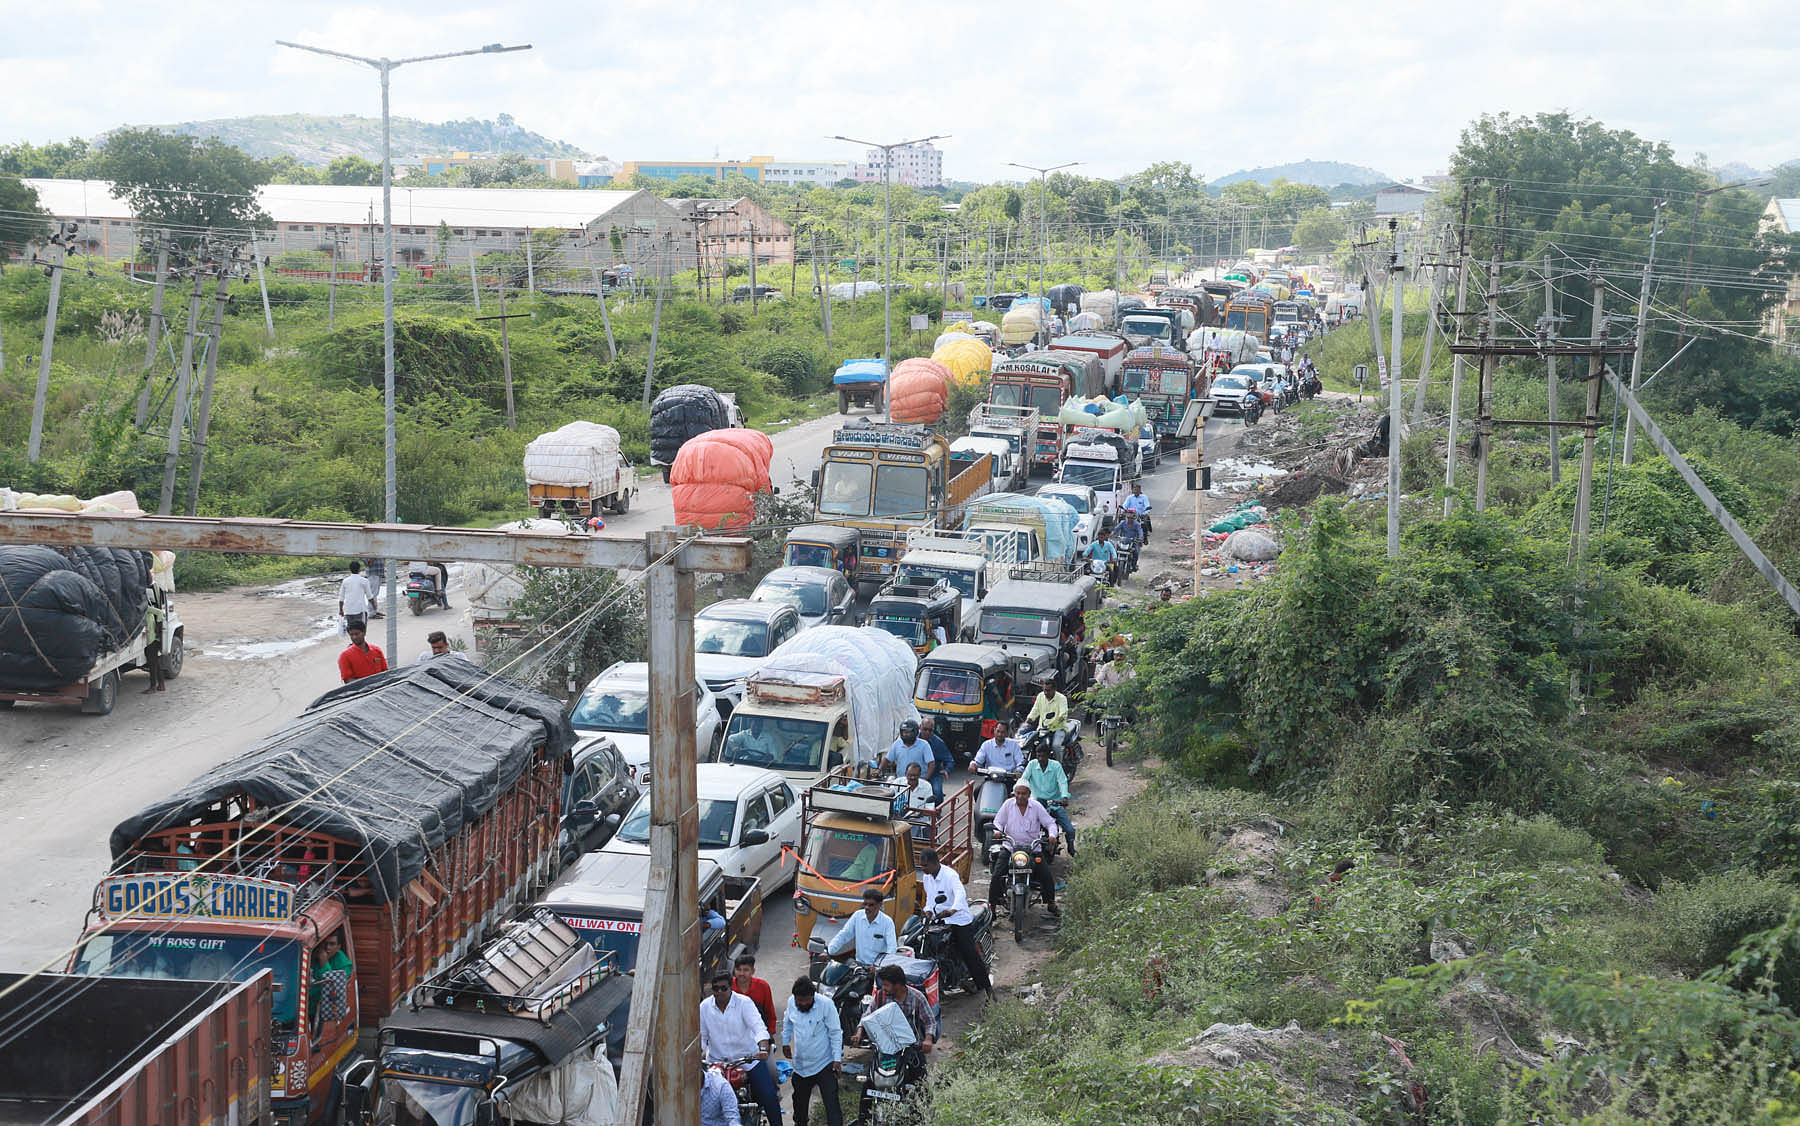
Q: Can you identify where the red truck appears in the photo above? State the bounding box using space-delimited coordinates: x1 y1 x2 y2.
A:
72 660 572 1124
0 971 272 1126
991 351 1107 471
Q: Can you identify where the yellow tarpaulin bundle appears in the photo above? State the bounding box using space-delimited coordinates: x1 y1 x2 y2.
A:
931 337 993 387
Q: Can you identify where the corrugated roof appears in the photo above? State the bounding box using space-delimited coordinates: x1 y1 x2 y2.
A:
1776 198 1800 234
22 178 652 230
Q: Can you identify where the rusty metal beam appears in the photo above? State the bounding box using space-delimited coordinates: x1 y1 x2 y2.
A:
0 513 749 574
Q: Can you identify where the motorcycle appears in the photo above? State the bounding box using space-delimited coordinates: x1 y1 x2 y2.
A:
1300 372 1323 399
707 1056 767 1126
1241 392 1264 425
851 1044 924 1123
1097 711 1127 767
404 564 447 616
988 833 1052 942
974 767 1019 849
914 894 997 996
1085 555 1119 587
807 936 876 1044
1019 719 1083 779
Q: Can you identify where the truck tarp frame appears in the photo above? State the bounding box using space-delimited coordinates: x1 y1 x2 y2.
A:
110 659 577 903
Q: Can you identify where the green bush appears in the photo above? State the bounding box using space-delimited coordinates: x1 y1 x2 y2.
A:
1651 872 1797 978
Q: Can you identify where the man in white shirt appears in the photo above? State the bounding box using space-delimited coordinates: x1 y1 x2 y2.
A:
415 630 451 665
918 848 993 1000
699 972 782 1125
899 762 935 811
972 720 1023 774
337 561 374 630
827 888 897 966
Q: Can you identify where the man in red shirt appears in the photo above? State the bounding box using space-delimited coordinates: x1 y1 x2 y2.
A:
338 623 388 683
732 953 778 1042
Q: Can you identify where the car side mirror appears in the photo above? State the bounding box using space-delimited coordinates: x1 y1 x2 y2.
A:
570 800 599 824
810 470 821 489
605 812 622 827
741 829 771 846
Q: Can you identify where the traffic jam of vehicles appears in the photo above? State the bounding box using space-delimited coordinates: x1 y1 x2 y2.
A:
0 257 1353 1125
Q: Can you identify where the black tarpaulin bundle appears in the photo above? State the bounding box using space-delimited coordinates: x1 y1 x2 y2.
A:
110 658 577 903
0 545 151 690
649 384 728 465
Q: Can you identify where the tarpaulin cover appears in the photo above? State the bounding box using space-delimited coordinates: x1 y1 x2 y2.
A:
1000 305 1044 345
524 422 622 488
1188 329 1260 365
889 359 952 424
933 330 974 351
963 493 1079 563
1058 397 1149 433
931 338 993 388
0 545 151 690
110 659 576 903
834 358 888 386
1067 311 1102 332
761 626 919 760
671 431 771 532
649 384 729 465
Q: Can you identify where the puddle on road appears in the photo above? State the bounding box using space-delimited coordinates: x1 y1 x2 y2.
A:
201 616 344 660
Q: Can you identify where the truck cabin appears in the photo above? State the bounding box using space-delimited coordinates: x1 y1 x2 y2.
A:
950 435 1015 488
977 579 1097 691
540 853 745 975
719 671 853 778
815 425 942 523
988 372 1066 421
784 524 860 576
868 575 962 655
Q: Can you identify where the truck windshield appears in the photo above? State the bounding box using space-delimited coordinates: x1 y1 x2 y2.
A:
872 614 927 645
917 666 982 705
994 383 1063 417
73 931 302 1026
818 461 873 516
1123 318 1171 340
695 618 770 657
617 797 742 848
1123 368 1150 392
1044 490 1091 513
570 681 650 733
1060 463 1117 489
897 564 976 598
721 714 830 772
981 608 1060 639
803 827 892 882
872 465 929 519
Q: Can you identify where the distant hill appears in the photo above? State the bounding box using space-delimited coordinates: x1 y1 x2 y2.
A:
140 113 591 166
1210 160 1392 191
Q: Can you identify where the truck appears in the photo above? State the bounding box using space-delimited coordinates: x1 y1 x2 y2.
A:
719 625 920 783
1158 288 1218 329
1121 345 1204 444
538 853 761 1056
524 421 637 521
80 659 570 1123
966 403 1041 476
1058 431 1140 517
897 526 1021 635
949 433 1026 493
962 492 1081 564
342 910 632 1125
1047 332 1131 395
0 544 182 716
1224 292 1277 344
791 768 976 949
1078 289 1119 329
834 358 889 415
0 971 272 1126
991 352 1106 472
1120 306 1187 350
813 423 993 588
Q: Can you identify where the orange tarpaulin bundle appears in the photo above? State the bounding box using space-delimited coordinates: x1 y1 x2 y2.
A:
889 358 951 424
671 429 774 531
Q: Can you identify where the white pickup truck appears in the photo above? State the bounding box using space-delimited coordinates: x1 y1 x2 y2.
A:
525 421 638 520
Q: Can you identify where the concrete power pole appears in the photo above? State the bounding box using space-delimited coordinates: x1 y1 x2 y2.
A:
524 228 536 295
1543 254 1561 483
467 241 482 312
1386 224 1404 557
1409 226 1449 425
1444 187 1472 514
591 267 618 360
328 236 340 331
1572 266 1608 559
25 237 69 464
252 236 274 338
135 234 171 429
642 234 670 408
748 220 758 313
184 264 233 515
158 269 208 514
1622 204 1663 466
1474 187 1507 512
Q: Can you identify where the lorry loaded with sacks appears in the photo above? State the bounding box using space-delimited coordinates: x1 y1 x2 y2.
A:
649 384 742 483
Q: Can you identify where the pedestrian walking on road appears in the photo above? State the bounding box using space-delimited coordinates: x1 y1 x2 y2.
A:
337 623 388 684
141 599 167 694
338 561 375 632
783 977 844 1126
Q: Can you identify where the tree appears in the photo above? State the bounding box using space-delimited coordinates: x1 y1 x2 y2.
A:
260 154 318 184
1131 161 1202 197
325 155 381 186
0 138 94 178
95 128 269 239
1293 206 1345 253
434 220 454 265
0 177 50 265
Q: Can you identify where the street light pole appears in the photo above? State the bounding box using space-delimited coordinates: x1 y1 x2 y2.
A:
832 133 948 408
1008 161 1079 322
277 38 529 660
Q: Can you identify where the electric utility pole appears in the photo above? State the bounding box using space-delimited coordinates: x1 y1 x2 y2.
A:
833 132 949 375
1386 222 1404 557
1444 186 1472 514
184 260 233 515
1622 203 1663 466
1572 265 1607 559
475 295 531 429
642 233 671 408
26 231 71 464
1409 225 1449 425
1474 186 1507 512
159 265 209 514
135 233 171 429
1542 253 1561 483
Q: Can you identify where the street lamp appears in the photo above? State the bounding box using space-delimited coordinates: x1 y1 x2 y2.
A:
831 133 948 404
1007 161 1079 317
277 38 530 658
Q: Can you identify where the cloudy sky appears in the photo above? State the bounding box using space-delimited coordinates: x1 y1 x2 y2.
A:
3 0 1796 183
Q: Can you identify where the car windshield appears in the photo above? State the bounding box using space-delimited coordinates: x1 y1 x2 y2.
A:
872 614 927 645
786 542 837 569
1123 318 1171 340
803 827 892 882
917 666 982 706
1060 463 1117 489
617 797 741 847
1043 490 1090 513
570 680 651 732
695 617 770 657
872 464 929 518
754 580 827 616
73 932 302 1026
818 461 872 516
721 714 831 771
897 563 976 598
1216 375 1252 391
980 608 1060 639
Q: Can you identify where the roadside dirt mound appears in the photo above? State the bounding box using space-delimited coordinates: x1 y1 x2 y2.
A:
1207 822 1290 919
1149 1020 1364 1114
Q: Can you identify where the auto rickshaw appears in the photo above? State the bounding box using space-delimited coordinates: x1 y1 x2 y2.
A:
913 642 1022 759
784 524 860 578
866 575 962 657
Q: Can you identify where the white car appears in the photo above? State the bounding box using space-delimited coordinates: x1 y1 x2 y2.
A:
694 599 803 713
569 661 722 789
600 764 802 890
1036 483 1099 549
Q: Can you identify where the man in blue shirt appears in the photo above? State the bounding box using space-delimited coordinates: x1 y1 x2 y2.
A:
1084 529 1119 583
876 720 935 780
917 716 955 800
1121 482 1151 533
972 720 1023 773
827 888 897 965
700 1059 741 1126
783 976 844 1126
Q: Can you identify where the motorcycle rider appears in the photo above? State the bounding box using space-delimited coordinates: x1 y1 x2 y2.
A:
972 720 1023 773
918 848 994 1001
827 887 897 966
1083 528 1120 585
700 971 782 1126
1121 482 1152 533
1021 684 1070 757
858 963 939 1088
991 782 1060 916
1113 511 1143 576
1023 741 1076 856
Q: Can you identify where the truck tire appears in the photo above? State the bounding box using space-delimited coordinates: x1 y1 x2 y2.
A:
160 630 184 680
839 388 850 414
81 670 118 716
615 491 630 514
661 465 672 484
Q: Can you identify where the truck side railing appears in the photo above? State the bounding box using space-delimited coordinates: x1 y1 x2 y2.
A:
1007 560 1085 583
